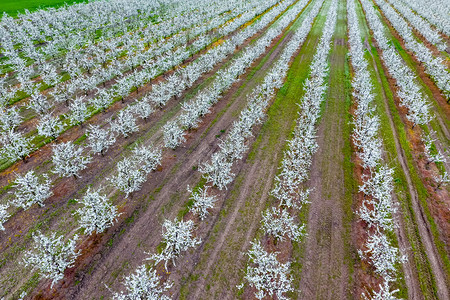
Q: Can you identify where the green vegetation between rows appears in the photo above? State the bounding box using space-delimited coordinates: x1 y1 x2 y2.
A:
0 0 88 17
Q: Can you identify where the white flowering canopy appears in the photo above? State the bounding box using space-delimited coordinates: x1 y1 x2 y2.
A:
147 218 201 271
23 231 80 288
113 264 173 300
241 241 293 300
74 187 119 235
11 170 52 209
52 142 91 178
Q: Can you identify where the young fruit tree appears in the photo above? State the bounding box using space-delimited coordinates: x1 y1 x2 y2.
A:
69 96 89 126
108 157 146 196
423 133 446 168
132 100 154 121
147 218 201 271
433 171 449 191
0 130 33 162
239 241 293 300
86 124 116 156
0 106 22 131
74 187 119 235
113 264 173 300
11 171 52 209
362 279 401 300
187 185 216 220
163 120 185 149
91 88 112 112
132 144 162 174
261 207 305 242
0 204 9 231
358 230 406 280
111 109 139 138
199 152 234 190
23 231 80 288
37 114 63 140
27 92 51 115
52 142 91 178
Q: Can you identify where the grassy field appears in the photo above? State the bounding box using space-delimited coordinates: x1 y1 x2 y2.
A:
0 0 87 16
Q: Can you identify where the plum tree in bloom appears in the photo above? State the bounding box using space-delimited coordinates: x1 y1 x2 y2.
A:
187 185 216 220
91 89 112 112
163 120 185 149
74 187 119 235
359 165 394 203
261 207 305 242
0 204 9 231
86 124 116 156
358 230 406 280
23 231 80 288
37 114 63 140
52 142 91 178
11 170 52 209
0 106 22 131
199 152 234 190
0 130 33 162
108 157 146 196
41 63 60 86
358 194 395 231
132 99 154 121
147 218 201 271
69 96 89 126
240 241 293 300
433 171 449 191
27 92 51 116
132 144 162 174
111 109 138 138
113 264 172 300
362 279 401 300
423 132 446 168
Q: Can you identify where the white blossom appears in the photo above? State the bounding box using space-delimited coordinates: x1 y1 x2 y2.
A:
23 231 80 288
27 92 51 116
108 157 146 196
241 241 293 300
359 230 406 280
163 120 185 149
199 152 234 190
86 124 116 156
37 114 63 140
433 171 449 191
147 218 201 271
111 109 138 138
69 96 89 126
362 279 401 300
0 204 9 231
261 207 305 242
75 187 119 235
11 170 52 209
0 130 33 161
132 144 162 174
52 142 91 178
113 264 172 300
188 185 216 220
0 106 22 131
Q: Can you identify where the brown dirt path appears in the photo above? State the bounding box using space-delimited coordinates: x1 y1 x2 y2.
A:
297 0 353 299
